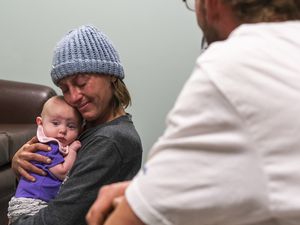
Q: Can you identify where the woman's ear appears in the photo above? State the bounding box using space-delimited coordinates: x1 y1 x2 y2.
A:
36 116 43 126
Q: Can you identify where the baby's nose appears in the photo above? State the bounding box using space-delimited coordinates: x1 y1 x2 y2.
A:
59 126 67 134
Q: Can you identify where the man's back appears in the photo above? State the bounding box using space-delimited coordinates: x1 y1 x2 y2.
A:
127 21 300 225
201 21 300 224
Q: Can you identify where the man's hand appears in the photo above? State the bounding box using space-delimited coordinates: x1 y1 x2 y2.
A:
12 136 51 181
86 181 130 225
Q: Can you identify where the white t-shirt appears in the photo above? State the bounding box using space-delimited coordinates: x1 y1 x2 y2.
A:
126 21 300 225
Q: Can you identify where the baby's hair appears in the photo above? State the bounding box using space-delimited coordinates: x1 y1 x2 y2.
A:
41 96 84 126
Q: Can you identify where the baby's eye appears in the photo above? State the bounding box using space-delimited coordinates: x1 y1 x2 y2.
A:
52 121 60 126
68 124 78 129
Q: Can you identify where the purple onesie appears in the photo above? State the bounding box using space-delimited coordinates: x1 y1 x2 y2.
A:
15 141 65 202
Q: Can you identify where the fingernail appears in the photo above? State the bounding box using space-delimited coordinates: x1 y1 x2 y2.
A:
48 146 51 151
46 158 51 163
42 172 47 176
31 178 36 182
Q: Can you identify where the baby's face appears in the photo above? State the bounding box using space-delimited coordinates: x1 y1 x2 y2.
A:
42 100 81 146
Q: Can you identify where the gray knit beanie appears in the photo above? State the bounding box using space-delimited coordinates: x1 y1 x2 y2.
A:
51 25 124 85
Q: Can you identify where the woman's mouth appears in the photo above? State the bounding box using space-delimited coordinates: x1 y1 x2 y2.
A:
78 102 90 112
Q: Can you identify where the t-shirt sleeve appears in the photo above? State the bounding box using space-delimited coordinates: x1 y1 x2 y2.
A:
46 143 65 168
34 143 64 170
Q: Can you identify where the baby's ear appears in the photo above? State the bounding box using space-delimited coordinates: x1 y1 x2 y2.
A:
36 116 43 125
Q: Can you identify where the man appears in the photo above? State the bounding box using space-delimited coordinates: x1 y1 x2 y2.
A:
86 0 300 224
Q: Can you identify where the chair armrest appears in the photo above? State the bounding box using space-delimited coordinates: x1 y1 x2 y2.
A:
0 79 57 124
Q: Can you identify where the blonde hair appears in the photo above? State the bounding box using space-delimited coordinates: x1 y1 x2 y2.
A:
111 79 131 112
222 0 300 22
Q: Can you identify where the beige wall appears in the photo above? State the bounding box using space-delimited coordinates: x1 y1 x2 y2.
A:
0 0 201 161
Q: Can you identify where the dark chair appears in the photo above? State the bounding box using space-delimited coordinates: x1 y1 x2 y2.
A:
0 79 56 224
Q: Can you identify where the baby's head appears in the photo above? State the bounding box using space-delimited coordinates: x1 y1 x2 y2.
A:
36 96 83 146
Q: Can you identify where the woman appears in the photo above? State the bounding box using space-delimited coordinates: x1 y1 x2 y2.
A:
11 25 142 225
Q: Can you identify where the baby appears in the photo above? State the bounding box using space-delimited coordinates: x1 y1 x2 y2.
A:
8 96 83 223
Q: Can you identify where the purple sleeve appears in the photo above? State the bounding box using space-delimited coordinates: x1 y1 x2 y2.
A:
36 142 65 169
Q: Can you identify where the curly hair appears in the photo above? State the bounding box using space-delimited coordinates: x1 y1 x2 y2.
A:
222 0 300 22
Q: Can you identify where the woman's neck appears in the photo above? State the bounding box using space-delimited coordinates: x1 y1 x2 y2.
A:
85 107 126 129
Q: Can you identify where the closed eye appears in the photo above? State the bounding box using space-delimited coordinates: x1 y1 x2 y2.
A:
60 87 69 94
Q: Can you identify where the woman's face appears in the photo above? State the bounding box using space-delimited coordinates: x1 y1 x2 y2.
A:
58 74 114 125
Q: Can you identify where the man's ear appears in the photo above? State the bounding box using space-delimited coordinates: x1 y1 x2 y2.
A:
205 0 239 39
204 0 221 24
36 116 43 126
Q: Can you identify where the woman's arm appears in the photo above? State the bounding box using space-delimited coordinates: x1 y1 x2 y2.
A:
12 137 139 225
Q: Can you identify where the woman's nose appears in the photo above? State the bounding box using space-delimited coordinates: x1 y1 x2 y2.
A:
67 87 82 105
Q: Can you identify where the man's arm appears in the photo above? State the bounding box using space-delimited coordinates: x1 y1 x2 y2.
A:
86 182 145 225
104 197 145 225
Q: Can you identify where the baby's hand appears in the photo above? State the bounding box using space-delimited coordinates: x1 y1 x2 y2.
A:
69 140 81 152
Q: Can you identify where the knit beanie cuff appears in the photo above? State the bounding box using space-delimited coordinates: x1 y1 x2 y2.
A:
51 59 124 85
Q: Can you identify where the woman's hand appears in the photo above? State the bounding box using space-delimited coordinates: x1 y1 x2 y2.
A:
12 136 52 181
